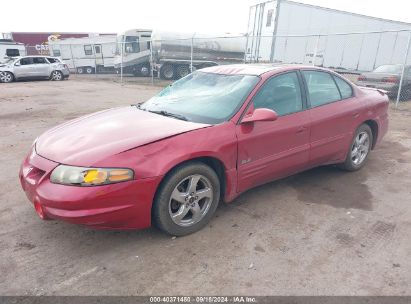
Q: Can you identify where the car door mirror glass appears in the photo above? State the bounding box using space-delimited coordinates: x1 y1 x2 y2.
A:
241 108 278 124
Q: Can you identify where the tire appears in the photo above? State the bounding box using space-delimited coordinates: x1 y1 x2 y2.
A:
140 63 150 77
152 162 220 236
50 70 64 81
77 67 84 74
160 63 175 80
338 124 373 171
85 67 94 74
176 64 190 79
0 71 14 83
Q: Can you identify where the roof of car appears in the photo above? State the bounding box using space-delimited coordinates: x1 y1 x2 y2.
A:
200 64 322 76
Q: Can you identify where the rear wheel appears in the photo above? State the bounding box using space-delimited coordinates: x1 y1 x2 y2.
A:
152 162 220 236
338 124 373 171
176 64 190 79
0 71 14 83
86 67 94 74
50 70 64 81
160 63 175 80
77 67 84 74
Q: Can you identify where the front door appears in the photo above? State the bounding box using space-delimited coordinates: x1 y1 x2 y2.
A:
13 57 34 78
236 71 311 193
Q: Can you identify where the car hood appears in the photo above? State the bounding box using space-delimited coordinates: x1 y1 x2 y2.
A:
35 106 210 166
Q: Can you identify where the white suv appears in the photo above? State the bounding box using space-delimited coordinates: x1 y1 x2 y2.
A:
0 56 70 83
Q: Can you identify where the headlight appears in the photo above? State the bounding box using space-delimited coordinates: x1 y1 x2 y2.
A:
50 165 134 186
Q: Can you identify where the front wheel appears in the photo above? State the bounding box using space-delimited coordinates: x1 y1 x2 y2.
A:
152 162 220 236
338 124 373 171
0 71 14 83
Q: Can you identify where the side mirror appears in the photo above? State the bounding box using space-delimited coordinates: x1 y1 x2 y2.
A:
241 108 278 124
14 62 21 66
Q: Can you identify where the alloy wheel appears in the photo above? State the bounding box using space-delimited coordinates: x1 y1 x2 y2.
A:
0 72 13 83
351 131 370 166
52 71 62 81
168 174 213 227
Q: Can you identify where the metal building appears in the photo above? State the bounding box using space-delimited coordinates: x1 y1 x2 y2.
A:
246 0 411 71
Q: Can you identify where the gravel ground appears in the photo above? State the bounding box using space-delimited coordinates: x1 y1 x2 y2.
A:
0 75 410 296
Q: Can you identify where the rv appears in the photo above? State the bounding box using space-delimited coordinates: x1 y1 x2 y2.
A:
113 29 152 76
0 39 26 63
48 35 117 74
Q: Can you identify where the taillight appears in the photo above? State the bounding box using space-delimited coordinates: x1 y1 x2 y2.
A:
358 75 367 81
382 76 399 83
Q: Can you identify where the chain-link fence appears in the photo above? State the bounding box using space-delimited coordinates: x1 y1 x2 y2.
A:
19 29 411 105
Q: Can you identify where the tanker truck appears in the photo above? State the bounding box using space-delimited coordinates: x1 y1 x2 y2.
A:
114 29 246 79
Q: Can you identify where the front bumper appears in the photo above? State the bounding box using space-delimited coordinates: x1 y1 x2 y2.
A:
19 148 161 229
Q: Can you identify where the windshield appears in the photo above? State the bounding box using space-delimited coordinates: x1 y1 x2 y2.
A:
139 71 260 124
373 64 402 74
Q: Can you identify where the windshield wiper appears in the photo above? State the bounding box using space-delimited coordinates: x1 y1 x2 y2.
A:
148 110 188 121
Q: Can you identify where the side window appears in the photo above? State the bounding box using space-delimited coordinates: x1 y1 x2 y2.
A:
32 57 47 64
84 45 93 55
94 45 101 54
47 57 57 63
333 75 353 99
253 72 303 116
6 49 20 57
19 58 33 65
302 71 341 107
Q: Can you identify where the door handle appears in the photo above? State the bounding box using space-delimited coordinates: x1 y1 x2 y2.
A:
296 126 307 133
353 112 360 118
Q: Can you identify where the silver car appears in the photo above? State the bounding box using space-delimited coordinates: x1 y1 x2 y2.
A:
356 64 411 100
0 56 70 83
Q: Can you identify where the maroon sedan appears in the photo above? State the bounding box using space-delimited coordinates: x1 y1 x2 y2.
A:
19 64 389 236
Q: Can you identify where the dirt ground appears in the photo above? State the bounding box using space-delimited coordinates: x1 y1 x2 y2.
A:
0 75 411 296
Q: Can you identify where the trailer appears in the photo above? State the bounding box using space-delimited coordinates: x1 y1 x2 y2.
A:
247 0 411 72
0 39 26 63
48 35 117 74
151 30 246 79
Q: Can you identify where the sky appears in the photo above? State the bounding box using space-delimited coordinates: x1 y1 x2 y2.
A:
1 0 411 35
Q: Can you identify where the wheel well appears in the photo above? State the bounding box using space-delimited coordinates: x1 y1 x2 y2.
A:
154 157 226 203
363 120 378 149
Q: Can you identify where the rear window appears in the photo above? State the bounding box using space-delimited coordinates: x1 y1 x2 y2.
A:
333 76 353 99
373 65 402 73
302 70 341 107
47 57 59 63
32 57 47 64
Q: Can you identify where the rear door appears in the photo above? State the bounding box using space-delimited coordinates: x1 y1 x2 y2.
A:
301 70 364 166
32 57 50 77
236 71 311 192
